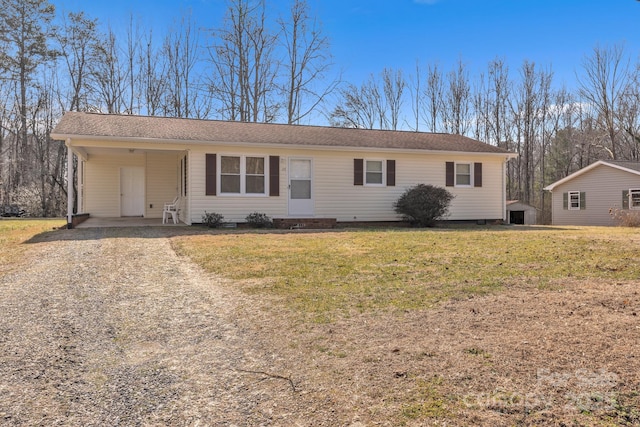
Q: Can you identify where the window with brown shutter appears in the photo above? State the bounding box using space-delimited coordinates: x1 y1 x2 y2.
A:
354 159 364 185
205 154 216 196
387 160 396 186
445 162 454 187
474 162 482 187
269 156 279 196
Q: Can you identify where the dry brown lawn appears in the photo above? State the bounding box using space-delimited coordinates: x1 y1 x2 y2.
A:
0 222 638 426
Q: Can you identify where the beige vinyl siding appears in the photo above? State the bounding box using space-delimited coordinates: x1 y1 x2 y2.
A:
189 145 507 223
83 149 182 219
551 164 640 226
190 150 286 223
145 152 180 218
84 152 145 217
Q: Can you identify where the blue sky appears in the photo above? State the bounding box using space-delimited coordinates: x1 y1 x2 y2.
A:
55 0 640 91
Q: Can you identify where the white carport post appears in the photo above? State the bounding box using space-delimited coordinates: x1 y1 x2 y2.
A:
77 158 84 215
66 138 74 228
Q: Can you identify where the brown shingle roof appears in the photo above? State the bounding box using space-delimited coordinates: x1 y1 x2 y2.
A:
52 112 512 154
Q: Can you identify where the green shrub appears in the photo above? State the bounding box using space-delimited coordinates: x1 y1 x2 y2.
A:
245 212 273 228
393 184 454 227
202 211 224 228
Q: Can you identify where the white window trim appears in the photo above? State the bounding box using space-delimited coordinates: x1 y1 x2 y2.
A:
455 162 473 188
629 188 640 210
218 154 269 197
568 190 580 210
364 159 385 186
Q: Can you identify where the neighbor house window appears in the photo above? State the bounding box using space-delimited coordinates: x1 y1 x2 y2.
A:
630 189 640 209
220 155 266 195
568 191 580 210
455 163 472 186
365 160 384 185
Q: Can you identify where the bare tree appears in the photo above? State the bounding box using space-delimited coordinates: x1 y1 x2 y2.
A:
164 13 203 118
408 60 422 131
138 29 168 116
510 61 553 204
577 44 632 159
0 0 56 194
279 0 338 124
207 0 279 122
381 67 405 130
442 59 471 135
330 69 404 130
88 26 127 113
423 63 444 133
55 11 99 112
29 66 65 216
330 76 381 129
124 15 141 114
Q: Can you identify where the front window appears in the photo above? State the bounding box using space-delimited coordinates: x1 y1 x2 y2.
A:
220 155 266 195
568 191 580 210
245 157 265 194
630 189 640 209
456 163 471 186
221 156 241 193
365 160 384 185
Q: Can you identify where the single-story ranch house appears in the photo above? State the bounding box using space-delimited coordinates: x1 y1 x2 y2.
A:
51 112 516 228
544 160 640 226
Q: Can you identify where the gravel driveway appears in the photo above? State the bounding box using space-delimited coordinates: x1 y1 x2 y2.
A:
0 227 303 426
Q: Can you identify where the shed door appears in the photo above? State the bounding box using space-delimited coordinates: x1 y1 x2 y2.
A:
288 158 313 216
510 210 525 225
120 167 145 217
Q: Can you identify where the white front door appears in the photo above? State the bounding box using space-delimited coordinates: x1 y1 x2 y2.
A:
288 158 313 216
120 167 145 217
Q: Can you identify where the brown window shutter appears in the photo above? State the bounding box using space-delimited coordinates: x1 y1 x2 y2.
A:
386 160 396 186
269 156 279 197
563 192 568 210
205 154 216 196
474 162 482 187
354 159 363 185
445 162 454 187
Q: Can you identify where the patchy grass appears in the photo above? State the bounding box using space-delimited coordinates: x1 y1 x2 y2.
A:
172 226 640 319
401 376 453 421
0 219 65 272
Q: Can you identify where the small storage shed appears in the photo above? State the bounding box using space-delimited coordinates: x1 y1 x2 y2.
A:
506 200 537 225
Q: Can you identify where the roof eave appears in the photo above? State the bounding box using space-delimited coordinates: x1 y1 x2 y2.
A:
53 133 516 157
544 160 640 191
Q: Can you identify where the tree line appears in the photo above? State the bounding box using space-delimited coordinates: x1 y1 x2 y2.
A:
1 0 639 222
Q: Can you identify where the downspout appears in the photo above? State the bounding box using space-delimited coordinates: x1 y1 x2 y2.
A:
502 157 507 223
66 139 74 228
186 150 192 225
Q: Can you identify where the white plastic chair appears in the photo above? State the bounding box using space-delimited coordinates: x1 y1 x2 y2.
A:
162 196 179 224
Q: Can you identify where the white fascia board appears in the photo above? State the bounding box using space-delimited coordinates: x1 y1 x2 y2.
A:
544 160 640 191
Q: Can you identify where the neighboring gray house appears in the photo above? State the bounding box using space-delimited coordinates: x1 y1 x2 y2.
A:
544 160 640 226
506 200 537 225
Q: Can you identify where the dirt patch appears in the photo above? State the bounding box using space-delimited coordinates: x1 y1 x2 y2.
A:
249 279 640 425
1 227 639 426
